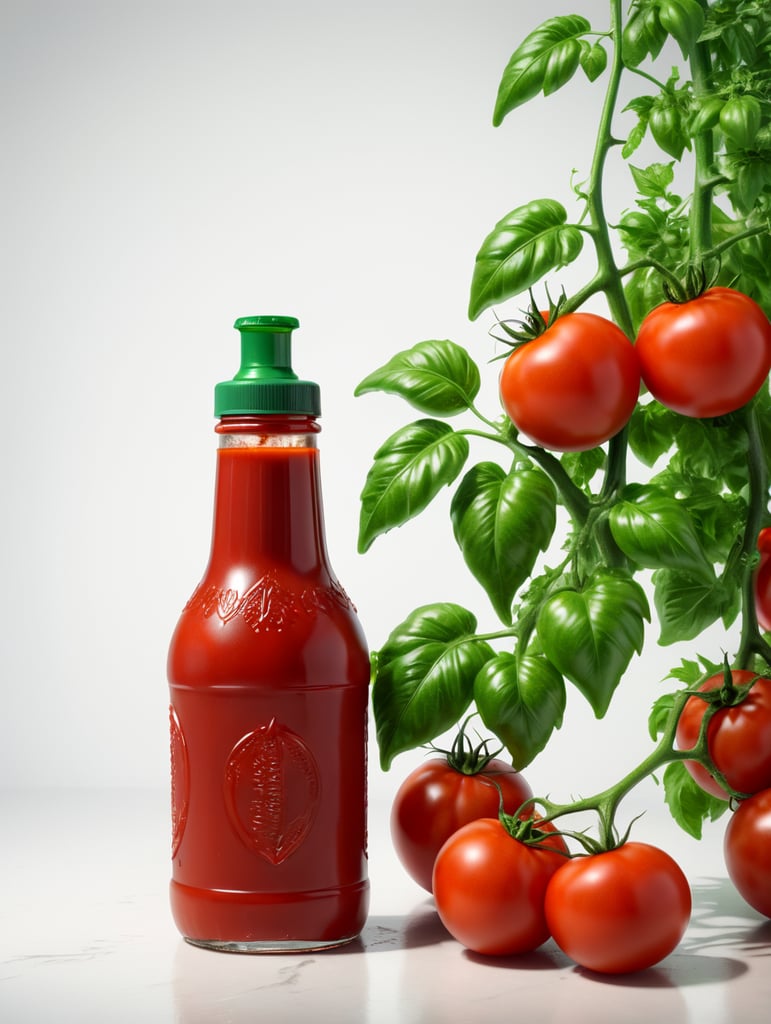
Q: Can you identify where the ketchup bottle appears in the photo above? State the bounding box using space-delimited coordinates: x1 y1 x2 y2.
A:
167 315 370 951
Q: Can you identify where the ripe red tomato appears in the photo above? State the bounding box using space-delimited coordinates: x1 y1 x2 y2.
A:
432 816 568 955
498 312 640 452
635 288 771 418
544 843 691 974
390 756 532 892
675 670 771 800
724 788 771 918
754 528 771 633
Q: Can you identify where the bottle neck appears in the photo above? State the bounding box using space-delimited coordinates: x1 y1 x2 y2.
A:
207 416 329 575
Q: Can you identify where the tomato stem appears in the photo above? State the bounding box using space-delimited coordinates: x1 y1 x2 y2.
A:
531 688 749 851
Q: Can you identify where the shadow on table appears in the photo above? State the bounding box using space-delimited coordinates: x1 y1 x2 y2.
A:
357 875 770 987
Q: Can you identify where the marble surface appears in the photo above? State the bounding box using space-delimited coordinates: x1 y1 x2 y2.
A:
1 787 770 1024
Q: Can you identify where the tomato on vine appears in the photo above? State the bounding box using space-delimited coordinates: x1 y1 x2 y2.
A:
754 528 771 633
498 311 640 452
432 815 568 956
724 789 771 918
390 729 532 892
635 288 771 418
544 842 691 974
675 668 771 800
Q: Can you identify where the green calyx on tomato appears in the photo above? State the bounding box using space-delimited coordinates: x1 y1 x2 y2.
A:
675 661 771 801
433 715 505 775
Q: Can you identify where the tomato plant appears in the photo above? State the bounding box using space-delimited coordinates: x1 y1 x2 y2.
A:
390 730 532 892
544 843 691 974
675 669 771 800
724 789 771 918
755 528 771 633
498 312 640 452
432 815 568 956
354 0 771 954
635 288 771 418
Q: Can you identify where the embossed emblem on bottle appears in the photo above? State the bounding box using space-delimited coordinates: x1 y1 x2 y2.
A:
169 705 190 858
184 569 355 633
224 720 320 864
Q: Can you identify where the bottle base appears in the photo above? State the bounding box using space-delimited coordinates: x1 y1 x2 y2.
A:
184 934 360 954
170 877 369 954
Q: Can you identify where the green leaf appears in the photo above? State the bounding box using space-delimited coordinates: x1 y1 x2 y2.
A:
652 567 726 644
608 484 715 576
622 4 668 67
661 761 728 839
628 400 677 466
354 339 481 417
536 574 651 718
358 419 469 552
560 447 606 490
371 603 494 770
474 653 566 770
658 0 706 59
629 161 675 199
579 40 607 82
468 199 583 320
648 692 676 741
450 462 557 624
493 15 591 126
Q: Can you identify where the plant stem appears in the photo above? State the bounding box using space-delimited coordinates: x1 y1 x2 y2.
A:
535 689 740 849
736 399 771 668
688 19 716 261
582 0 635 338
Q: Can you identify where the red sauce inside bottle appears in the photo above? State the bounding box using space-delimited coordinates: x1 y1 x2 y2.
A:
167 417 369 950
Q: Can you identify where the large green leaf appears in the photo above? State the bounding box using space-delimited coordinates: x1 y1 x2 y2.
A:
372 603 494 770
493 15 591 126
652 567 726 645
536 574 651 717
354 339 480 417
468 199 583 320
450 462 557 624
474 652 566 770
608 485 715 576
358 419 469 552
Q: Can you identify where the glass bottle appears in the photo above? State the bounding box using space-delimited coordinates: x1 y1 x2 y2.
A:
167 315 370 951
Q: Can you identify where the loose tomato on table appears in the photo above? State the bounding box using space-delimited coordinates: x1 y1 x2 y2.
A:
432 816 568 956
635 287 771 418
390 752 532 892
754 528 771 633
498 312 640 452
724 788 771 918
544 842 691 974
675 669 771 800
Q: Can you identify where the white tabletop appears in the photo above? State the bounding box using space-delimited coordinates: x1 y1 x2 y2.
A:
1 787 769 1024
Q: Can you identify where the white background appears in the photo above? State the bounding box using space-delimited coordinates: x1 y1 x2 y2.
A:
0 0 738 822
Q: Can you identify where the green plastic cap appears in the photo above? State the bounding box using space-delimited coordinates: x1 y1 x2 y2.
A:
214 315 321 416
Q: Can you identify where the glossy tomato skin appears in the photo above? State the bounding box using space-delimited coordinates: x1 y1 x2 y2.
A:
754 528 771 633
724 789 771 917
544 843 691 974
498 312 640 452
390 757 533 892
635 288 771 418
432 817 568 956
675 671 771 800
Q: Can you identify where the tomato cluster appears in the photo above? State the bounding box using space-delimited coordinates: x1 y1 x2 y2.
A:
389 669 771 973
498 289 771 451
